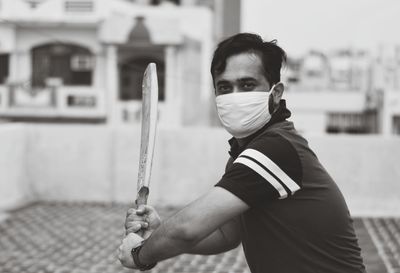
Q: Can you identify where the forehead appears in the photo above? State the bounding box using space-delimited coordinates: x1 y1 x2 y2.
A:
216 52 265 82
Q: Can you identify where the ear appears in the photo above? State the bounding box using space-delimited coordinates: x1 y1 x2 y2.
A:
271 82 284 105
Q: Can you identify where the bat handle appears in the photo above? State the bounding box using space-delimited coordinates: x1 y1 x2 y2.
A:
136 187 149 208
135 187 149 238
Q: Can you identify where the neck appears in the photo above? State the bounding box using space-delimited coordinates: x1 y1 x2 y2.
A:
236 137 247 147
234 102 286 147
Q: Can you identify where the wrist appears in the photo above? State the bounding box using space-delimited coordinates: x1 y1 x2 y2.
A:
131 242 157 271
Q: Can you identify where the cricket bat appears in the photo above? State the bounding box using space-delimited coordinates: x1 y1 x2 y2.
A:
136 63 158 207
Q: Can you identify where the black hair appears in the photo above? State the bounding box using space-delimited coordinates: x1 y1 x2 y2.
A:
210 33 287 86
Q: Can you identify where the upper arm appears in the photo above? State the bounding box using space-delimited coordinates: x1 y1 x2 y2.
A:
170 186 248 243
219 216 241 247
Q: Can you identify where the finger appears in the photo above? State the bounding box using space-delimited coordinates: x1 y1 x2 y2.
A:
136 205 147 215
126 221 148 229
125 215 146 223
126 208 136 216
126 212 142 221
125 222 141 232
136 205 155 216
125 232 145 242
125 221 148 231
126 227 142 235
126 224 149 235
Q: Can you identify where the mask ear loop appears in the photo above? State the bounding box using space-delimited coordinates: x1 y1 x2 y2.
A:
269 81 283 93
269 84 276 93
268 82 283 114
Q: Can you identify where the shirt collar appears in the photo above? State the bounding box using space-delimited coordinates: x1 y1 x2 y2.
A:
228 99 291 158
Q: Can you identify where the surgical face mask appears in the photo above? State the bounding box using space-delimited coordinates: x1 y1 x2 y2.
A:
215 86 275 139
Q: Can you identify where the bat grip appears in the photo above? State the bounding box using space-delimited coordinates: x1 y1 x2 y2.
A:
136 187 149 208
135 187 149 238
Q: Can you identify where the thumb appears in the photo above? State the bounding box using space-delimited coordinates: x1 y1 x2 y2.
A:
136 204 149 216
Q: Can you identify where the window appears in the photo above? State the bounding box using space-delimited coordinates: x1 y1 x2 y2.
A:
31 43 93 87
326 112 374 134
64 0 94 12
25 0 45 9
0 54 9 84
151 0 180 5
306 70 322 77
393 116 400 135
119 57 165 101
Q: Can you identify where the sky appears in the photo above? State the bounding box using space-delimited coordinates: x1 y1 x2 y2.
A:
241 0 400 57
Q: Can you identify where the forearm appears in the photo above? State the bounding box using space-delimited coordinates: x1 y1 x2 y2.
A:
138 216 202 264
139 219 241 263
136 188 247 265
187 227 240 255
138 223 237 263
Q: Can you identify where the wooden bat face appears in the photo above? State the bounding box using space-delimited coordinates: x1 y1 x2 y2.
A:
136 63 158 206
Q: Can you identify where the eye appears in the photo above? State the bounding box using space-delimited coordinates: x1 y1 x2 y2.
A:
240 82 256 91
216 84 233 95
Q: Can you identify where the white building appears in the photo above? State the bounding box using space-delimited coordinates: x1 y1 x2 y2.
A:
299 50 330 91
1 0 399 135
0 0 217 127
281 47 400 135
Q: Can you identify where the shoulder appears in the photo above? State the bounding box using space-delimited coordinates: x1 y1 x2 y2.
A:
234 131 303 197
248 130 302 169
216 130 303 207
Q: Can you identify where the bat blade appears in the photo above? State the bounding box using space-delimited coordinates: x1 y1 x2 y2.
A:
136 63 158 207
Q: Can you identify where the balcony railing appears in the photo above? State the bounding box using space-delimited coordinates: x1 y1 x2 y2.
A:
0 80 106 121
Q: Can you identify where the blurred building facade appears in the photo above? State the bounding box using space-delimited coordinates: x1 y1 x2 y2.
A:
282 45 400 135
1 0 399 135
0 0 240 127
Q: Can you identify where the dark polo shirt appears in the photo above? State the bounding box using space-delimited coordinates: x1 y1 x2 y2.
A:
215 101 366 273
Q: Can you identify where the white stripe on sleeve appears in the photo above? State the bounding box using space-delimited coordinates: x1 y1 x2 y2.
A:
234 157 288 199
240 149 300 193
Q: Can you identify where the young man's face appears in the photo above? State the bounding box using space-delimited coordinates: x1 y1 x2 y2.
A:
214 52 271 96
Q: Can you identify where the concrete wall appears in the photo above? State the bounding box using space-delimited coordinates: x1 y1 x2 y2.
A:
24 125 229 206
0 124 32 210
25 125 114 202
147 127 229 205
308 135 400 216
0 124 399 216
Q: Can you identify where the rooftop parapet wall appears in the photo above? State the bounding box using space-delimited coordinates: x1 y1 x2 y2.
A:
0 124 32 210
0 124 399 216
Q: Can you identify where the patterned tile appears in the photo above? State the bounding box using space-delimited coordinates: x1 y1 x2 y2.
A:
363 218 400 273
0 202 393 273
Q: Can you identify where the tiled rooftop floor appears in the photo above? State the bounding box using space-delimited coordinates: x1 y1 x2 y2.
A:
0 202 396 273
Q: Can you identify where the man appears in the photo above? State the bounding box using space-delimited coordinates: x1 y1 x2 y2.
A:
118 33 366 273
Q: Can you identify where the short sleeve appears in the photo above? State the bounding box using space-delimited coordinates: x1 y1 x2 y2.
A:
215 134 303 207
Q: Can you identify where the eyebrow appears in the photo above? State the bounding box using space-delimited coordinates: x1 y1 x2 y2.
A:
238 77 257 83
215 80 231 86
216 77 257 85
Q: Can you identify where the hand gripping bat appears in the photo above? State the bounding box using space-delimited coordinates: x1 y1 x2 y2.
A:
136 63 158 207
